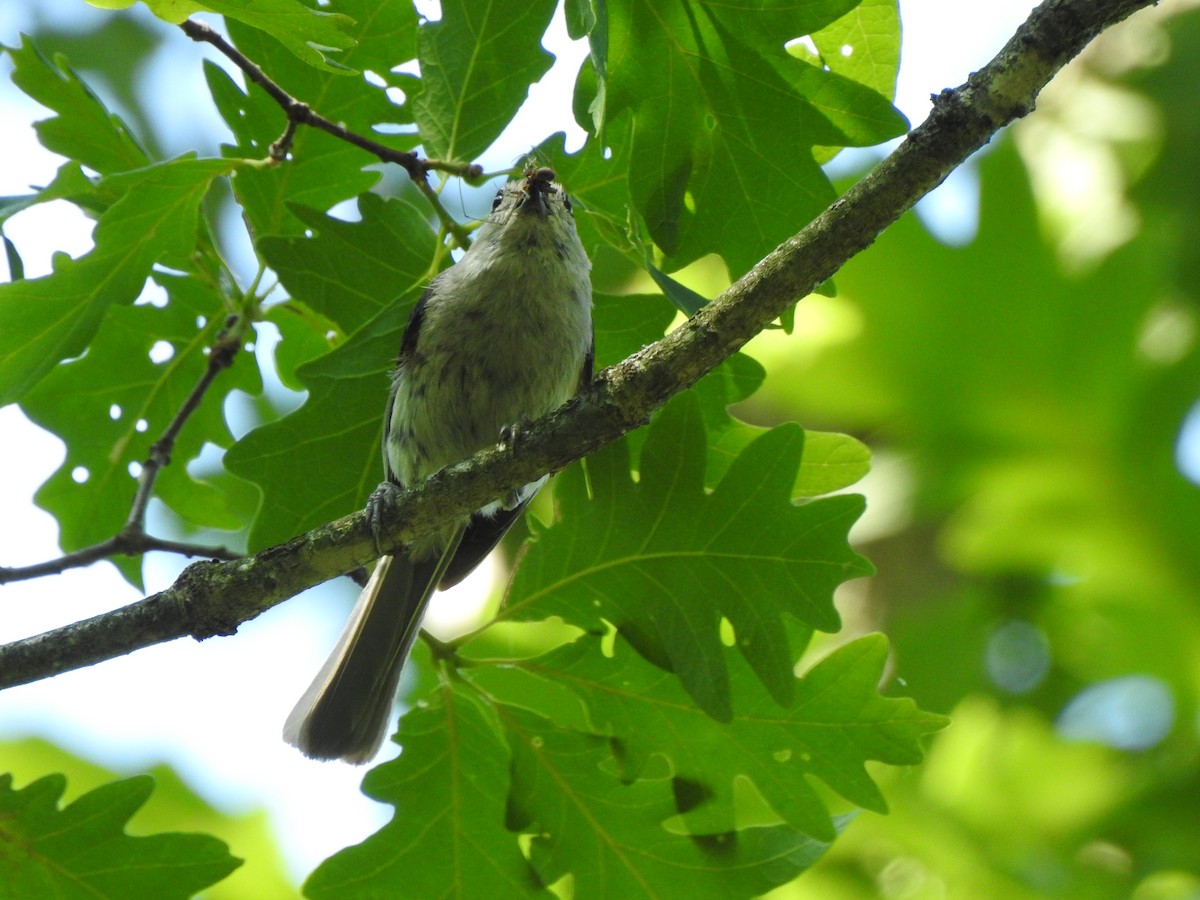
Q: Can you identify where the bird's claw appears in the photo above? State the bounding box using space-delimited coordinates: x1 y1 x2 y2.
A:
497 417 533 452
497 418 533 506
368 481 403 556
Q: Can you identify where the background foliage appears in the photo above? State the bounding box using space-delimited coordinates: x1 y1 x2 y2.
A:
1 0 1198 898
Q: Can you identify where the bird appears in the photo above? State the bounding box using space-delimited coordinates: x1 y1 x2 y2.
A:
284 167 593 763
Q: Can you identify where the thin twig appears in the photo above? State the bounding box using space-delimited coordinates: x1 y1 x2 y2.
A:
123 315 243 534
0 318 247 586
0 537 241 584
178 18 484 187
0 0 1156 689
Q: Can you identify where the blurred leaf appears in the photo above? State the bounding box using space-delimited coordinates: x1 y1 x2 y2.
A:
0 163 100 229
3 36 149 175
0 157 238 408
0 773 240 899
506 392 872 720
411 0 557 162
90 0 356 71
305 683 549 898
2 233 23 280
1 738 294 900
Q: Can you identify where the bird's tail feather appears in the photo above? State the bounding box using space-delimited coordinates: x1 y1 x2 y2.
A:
284 530 463 764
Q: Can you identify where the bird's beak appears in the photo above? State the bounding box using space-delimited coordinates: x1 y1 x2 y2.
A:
521 179 553 218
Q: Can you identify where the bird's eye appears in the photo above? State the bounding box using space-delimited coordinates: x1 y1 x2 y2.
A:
562 193 573 213
491 190 503 210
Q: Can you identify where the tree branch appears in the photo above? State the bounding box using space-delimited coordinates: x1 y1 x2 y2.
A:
0 0 1155 691
179 18 481 247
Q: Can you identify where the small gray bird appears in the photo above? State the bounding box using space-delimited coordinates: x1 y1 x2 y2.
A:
284 167 593 763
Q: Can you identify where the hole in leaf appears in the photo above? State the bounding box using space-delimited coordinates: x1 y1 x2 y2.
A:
148 340 174 364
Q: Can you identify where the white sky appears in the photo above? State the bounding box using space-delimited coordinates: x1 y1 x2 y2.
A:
0 0 1042 883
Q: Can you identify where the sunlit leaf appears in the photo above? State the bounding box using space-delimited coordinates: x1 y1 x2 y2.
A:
505 392 873 719
411 0 558 161
0 157 238 407
0 773 239 898
3 37 148 175
475 633 947 840
21 270 262 582
590 0 907 273
305 683 549 898
503 705 836 897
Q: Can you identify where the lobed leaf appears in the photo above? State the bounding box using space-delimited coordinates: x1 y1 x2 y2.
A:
503 705 836 898
0 157 238 407
21 271 263 578
305 682 549 898
3 37 148 176
89 0 357 72
504 392 873 720
475 634 948 841
411 0 558 162
581 0 907 274
210 0 418 237
0 773 239 899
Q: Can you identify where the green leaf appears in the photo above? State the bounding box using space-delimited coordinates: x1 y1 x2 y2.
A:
2 738 295 899
707 423 872 499
503 706 835 897
196 0 357 72
3 233 23 281
258 194 438 334
89 0 357 72
21 271 262 580
476 634 948 842
505 392 873 720
0 773 240 899
225 298 413 549
791 430 872 496
591 291 675 369
0 157 238 407
305 682 549 898
3 37 149 175
648 262 708 315
412 0 558 161
0 163 100 230
593 0 907 274
210 0 418 236
802 0 902 102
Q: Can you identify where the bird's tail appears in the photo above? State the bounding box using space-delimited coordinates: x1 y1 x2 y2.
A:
284 532 462 764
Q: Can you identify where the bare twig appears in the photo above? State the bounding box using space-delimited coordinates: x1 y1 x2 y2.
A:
0 537 241 584
178 19 484 190
123 315 243 534
0 318 247 586
0 0 1157 689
